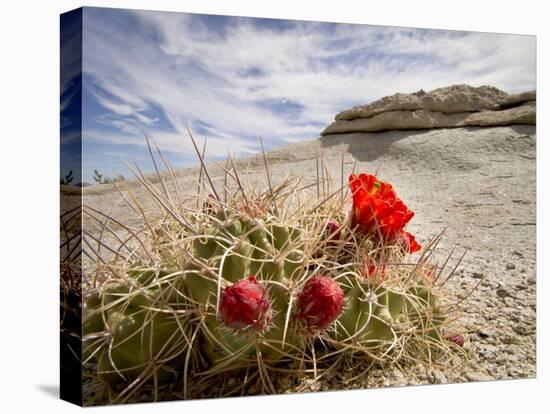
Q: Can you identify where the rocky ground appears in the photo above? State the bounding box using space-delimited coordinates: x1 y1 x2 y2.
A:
71 123 536 396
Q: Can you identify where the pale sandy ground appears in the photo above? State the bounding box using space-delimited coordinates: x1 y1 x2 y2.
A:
70 124 535 394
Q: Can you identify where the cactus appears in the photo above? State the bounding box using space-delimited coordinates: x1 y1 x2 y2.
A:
92 169 104 184
96 309 184 384
60 170 74 185
82 138 467 402
190 211 306 286
83 286 189 386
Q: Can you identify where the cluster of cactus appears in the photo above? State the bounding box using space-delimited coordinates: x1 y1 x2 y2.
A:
83 272 190 386
81 142 464 403
83 202 456 401
92 169 125 185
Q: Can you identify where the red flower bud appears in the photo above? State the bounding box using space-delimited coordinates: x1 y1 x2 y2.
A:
296 276 344 331
446 334 465 347
220 276 272 332
324 219 342 241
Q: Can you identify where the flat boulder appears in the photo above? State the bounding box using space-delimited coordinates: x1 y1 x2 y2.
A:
323 84 535 135
323 102 535 135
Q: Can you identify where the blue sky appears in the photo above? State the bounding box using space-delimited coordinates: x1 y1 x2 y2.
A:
65 7 535 183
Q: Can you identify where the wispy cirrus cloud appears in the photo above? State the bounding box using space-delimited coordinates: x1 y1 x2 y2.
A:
80 7 535 182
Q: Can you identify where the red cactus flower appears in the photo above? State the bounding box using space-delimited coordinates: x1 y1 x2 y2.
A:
296 275 344 331
220 275 272 332
349 173 421 253
397 231 421 254
324 219 342 241
349 173 415 243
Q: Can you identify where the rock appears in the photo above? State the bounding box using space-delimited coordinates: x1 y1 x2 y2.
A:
515 283 528 291
506 263 516 270
465 372 493 382
512 324 531 335
478 329 491 338
321 102 535 134
322 84 536 134
430 369 448 384
501 335 521 345
336 85 510 120
500 90 536 109
496 287 511 298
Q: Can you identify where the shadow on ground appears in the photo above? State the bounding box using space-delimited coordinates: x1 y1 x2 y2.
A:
320 129 425 162
36 384 59 399
320 125 534 163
